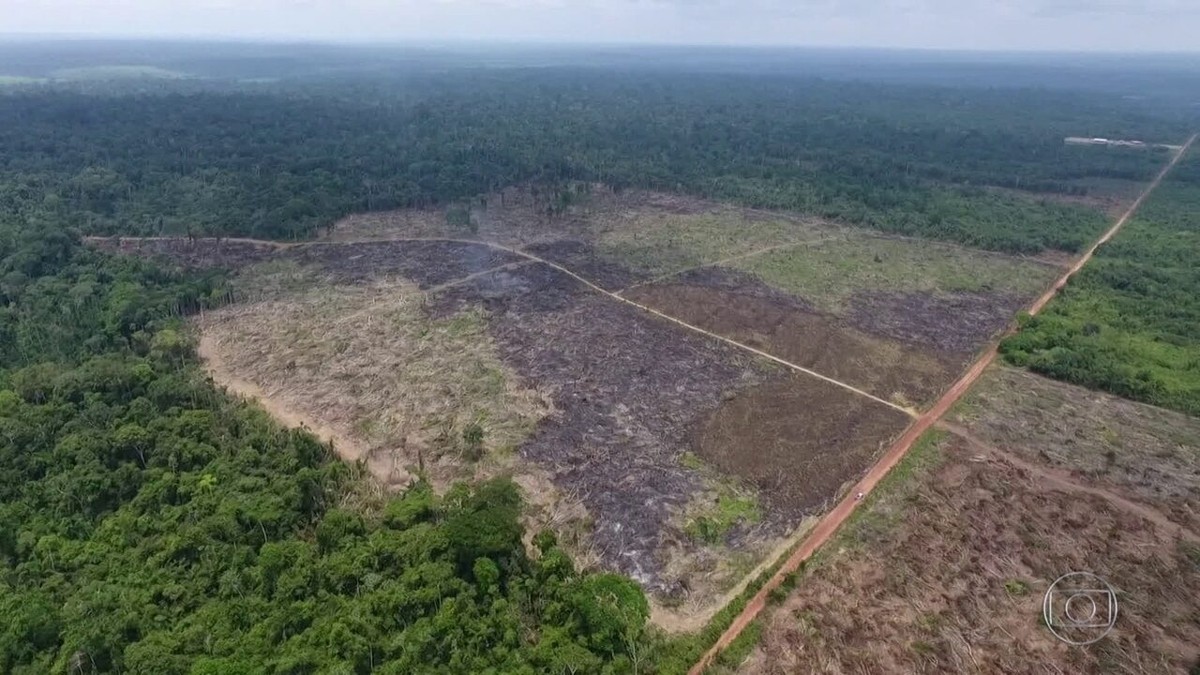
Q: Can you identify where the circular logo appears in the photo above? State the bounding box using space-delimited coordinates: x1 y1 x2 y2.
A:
1042 572 1118 645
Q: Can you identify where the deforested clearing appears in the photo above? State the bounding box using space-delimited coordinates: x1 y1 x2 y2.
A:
743 367 1200 674
91 188 1093 628
623 270 953 406
197 269 551 490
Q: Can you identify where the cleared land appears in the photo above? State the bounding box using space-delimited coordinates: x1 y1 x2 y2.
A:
198 264 550 488
691 133 1192 674
951 366 1200 534
326 186 837 290
99 231 912 622
742 366 1200 674
624 271 951 407
626 233 1059 406
92 189 1088 631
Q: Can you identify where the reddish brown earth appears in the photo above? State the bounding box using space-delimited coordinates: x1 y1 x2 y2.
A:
694 375 910 515
689 133 1198 675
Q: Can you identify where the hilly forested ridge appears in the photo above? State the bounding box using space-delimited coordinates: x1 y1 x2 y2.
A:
1 43 1198 673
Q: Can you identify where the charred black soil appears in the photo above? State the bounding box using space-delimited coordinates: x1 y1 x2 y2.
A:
623 272 954 407
431 262 778 593
846 290 1027 355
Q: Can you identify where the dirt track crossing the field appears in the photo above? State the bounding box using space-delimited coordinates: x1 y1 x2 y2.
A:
614 237 841 295
938 421 1200 545
686 132 1198 674
420 259 537 295
88 235 914 416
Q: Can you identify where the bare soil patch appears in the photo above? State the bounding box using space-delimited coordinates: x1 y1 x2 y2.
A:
623 272 953 406
744 431 1200 675
695 375 910 516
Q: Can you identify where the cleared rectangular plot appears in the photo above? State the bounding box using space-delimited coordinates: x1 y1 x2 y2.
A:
625 232 1062 407
732 235 1057 314
623 271 954 407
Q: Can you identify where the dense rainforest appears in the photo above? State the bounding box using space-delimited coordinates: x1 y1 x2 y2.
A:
1002 145 1200 416
0 221 667 673
0 70 1187 253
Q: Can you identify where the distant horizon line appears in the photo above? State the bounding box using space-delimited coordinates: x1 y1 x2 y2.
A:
2 32 1199 58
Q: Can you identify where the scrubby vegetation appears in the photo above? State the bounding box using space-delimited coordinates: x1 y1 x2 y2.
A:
1002 145 1200 415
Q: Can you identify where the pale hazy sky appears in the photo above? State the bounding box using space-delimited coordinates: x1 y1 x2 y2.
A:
4 0 1199 52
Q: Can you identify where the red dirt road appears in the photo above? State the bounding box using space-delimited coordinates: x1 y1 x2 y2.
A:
688 132 1197 674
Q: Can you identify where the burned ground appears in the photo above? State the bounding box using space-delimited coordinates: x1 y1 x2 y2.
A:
743 368 1200 675
722 234 1059 361
845 290 1028 355
88 196 1072 620
523 239 654 291
91 230 926 604
328 185 835 284
286 240 523 286
618 234 1060 407
623 271 953 407
431 262 780 594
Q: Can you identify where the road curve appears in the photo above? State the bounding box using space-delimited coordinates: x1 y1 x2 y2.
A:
687 132 1197 674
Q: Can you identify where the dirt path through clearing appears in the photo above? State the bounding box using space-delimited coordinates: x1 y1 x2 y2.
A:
90 234 913 416
687 132 1197 674
615 237 841 295
937 421 1200 544
421 259 537 295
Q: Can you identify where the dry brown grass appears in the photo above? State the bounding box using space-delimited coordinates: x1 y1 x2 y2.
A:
198 267 551 488
742 367 1200 674
951 366 1200 531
